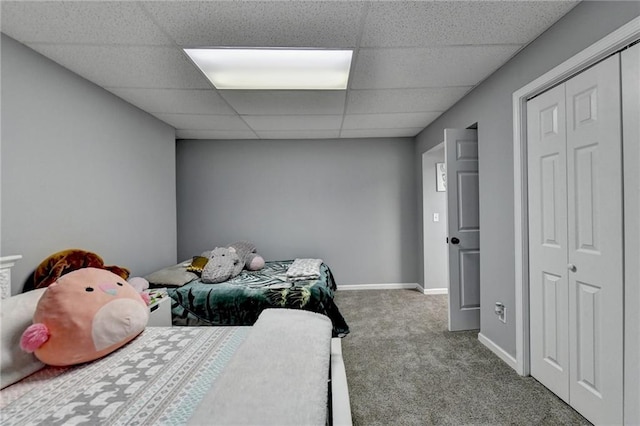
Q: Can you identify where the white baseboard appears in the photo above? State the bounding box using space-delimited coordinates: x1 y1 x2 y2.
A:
336 283 448 295
337 283 420 291
423 287 448 295
478 332 518 372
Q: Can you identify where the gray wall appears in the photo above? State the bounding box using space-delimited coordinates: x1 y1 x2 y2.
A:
177 138 418 285
422 146 447 290
1 35 178 293
415 1 640 357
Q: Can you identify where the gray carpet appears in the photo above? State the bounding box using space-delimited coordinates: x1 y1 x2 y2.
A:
334 289 590 425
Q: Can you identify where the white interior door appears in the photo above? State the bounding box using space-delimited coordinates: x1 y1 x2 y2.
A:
527 83 570 402
565 53 623 425
527 53 623 425
445 128 480 331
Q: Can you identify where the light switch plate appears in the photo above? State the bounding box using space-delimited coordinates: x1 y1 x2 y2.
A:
433 213 439 222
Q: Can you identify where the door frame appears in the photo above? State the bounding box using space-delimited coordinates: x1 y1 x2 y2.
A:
512 15 639 415
421 143 448 295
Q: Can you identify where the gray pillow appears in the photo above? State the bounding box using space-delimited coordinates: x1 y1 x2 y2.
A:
1 288 47 389
144 260 198 287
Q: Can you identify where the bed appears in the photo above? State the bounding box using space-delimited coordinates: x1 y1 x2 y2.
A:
147 259 350 337
1 286 352 425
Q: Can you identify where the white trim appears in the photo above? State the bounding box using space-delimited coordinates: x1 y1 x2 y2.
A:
0 255 23 269
337 283 420 291
330 338 352 426
512 17 640 377
0 255 22 299
478 332 518 372
423 287 448 295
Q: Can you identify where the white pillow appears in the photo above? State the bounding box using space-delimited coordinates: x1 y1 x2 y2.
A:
1 288 47 389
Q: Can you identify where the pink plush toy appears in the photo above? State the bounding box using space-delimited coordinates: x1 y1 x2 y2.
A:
20 268 149 366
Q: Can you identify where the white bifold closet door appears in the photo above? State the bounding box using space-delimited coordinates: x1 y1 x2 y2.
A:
527 53 623 425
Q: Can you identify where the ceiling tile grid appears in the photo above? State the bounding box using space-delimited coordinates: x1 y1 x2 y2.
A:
346 87 473 114
151 113 251 131
0 1 579 140
351 45 523 89
106 88 237 115
23 44 212 89
242 115 344 132
218 91 347 116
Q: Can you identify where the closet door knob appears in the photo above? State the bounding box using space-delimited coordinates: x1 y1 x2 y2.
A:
568 264 577 273
451 237 460 245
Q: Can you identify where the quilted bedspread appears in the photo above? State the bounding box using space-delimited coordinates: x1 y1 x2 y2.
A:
0 327 250 425
168 260 350 336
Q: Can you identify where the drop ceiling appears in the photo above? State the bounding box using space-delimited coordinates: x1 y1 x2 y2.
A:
0 1 578 140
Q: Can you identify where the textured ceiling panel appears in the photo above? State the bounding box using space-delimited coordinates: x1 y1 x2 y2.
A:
255 130 341 140
107 88 235 115
176 129 258 140
342 112 442 130
242 115 343 131
26 44 211 89
346 87 472 114
152 113 251 131
141 1 365 48
220 90 346 115
0 1 172 45
351 45 521 89
340 128 425 138
361 1 579 47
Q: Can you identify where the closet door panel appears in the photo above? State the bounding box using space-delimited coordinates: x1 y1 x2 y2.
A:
527 84 569 402
566 53 623 426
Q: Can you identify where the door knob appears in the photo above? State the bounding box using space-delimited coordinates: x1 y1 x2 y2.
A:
568 264 577 272
451 237 460 245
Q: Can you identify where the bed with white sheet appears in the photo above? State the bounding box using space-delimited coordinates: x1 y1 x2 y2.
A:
1 286 352 425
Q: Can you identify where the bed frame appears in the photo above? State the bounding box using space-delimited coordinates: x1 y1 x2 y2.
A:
331 337 353 425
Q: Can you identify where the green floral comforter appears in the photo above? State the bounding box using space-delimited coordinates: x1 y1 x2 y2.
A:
168 260 349 336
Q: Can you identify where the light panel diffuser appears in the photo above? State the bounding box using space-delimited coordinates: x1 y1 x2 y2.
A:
184 48 353 90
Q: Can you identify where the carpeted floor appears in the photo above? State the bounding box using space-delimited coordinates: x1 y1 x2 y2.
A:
334 289 590 426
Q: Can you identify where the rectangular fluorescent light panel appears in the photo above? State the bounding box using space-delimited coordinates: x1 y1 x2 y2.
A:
184 48 353 90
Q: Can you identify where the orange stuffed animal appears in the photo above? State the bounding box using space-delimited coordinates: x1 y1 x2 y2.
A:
20 268 149 366
33 249 130 289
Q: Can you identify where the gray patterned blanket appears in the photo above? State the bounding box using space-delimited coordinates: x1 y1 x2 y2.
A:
169 260 350 337
0 327 249 425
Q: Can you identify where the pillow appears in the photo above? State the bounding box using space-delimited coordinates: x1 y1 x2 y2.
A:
186 256 208 274
144 261 198 287
1 288 47 389
20 268 149 367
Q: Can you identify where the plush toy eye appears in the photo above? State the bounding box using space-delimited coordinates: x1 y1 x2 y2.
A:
117 282 124 287
85 287 94 292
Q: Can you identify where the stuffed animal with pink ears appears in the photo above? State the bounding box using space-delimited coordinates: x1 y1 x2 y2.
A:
20 268 150 366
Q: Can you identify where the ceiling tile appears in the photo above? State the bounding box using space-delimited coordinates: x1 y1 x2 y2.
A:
351 45 521 89
242 115 343 131
347 87 472 114
256 130 340 140
141 1 364 47
176 129 258 140
153 113 250 131
361 1 578 47
219 90 346 115
342 112 441 130
26 44 210 89
340 128 424 138
1 1 172 45
107 88 235 114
